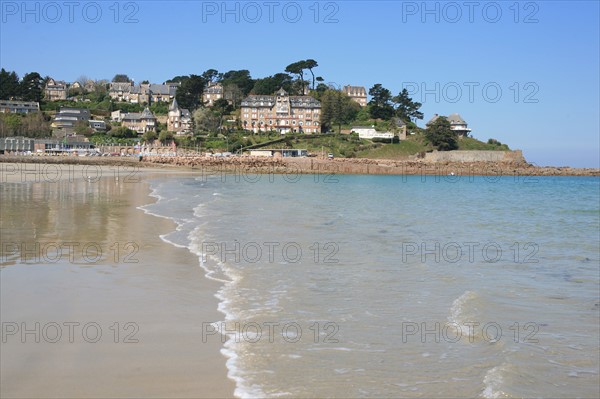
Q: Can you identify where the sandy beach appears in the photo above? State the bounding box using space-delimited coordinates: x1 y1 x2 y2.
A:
0 164 235 398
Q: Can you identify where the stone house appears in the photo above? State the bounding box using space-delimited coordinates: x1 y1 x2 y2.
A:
343 85 368 107
167 99 192 134
121 108 157 134
44 78 68 101
240 88 321 134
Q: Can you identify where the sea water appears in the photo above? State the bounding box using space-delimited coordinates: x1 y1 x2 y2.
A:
141 173 600 398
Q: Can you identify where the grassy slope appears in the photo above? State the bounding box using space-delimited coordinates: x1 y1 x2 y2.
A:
458 137 510 151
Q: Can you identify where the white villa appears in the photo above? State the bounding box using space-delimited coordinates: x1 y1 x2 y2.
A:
427 113 472 137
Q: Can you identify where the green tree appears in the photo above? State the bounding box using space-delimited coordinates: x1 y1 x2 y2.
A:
425 116 458 151
20 72 44 102
112 74 131 83
393 88 424 122
88 80 108 102
368 84 394 120
320 89 360 133
74 120 93 136
142 130 158 142
202 68 222 83
223 83 244 108
285 61 306 89
158 130 174 143
0 69 21 100
304 59 319 90
176 75 206 110
150 101 169 115
213 98 233 117
0 113 22 136
193 108 220 133
109 126 136 138
221 70 254 96
21 112 51 137
252 73 293 95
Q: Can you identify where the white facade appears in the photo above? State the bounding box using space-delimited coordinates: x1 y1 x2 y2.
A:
352 127 394 140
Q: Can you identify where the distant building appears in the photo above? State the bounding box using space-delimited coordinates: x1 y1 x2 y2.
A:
44 78 68 101
248 148 308 157
167 99 192 134
351 126 394 140
51 107 91 135
109 82 180 104
0 137 95 154
203 82 224 106
111 110 124 122
121 108 157 134
109 82 134 102
240 88 321 134
88 120 106 131
0 100 40 114
427 113 472 137
0 137 35 153
343 85 368 107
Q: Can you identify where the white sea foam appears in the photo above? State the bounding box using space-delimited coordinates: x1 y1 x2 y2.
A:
448 290 481 339
481 364 509 399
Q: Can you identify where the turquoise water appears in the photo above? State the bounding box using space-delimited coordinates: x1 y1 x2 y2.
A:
143 174 600 398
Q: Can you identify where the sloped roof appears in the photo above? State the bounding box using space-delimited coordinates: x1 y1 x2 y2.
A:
140 107 155 119
392 117 407 127
122 113 142 121
427 113 467 126
241 95 275 107
447 113 466 125
149 84 174 95
290 96 321 108
110 82 133 91
426 114 440 125
241 93 320 108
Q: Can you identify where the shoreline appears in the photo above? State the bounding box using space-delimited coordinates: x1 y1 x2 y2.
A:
0 170 235 398
1 155 598 177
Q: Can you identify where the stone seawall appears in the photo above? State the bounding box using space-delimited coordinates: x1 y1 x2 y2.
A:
138 155 598 176
422 150 526 163
1 154 598 176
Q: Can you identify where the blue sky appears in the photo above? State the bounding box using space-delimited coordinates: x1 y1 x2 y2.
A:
1 0 598 167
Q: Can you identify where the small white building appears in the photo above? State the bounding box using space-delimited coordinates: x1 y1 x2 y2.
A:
249 149 308 157
352 126 394 140
89 120 106 131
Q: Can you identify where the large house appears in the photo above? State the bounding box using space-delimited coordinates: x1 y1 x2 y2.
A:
427 113 472 137
0 100 40 114
240 88 321 134
51 107 91 136
167 99 192 134
109 82 180 104
44 78 68 101
203 82 224 106
120 108 157 134
343 85 368 107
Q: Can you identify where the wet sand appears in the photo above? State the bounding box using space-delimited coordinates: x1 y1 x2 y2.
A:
0 168 235 397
